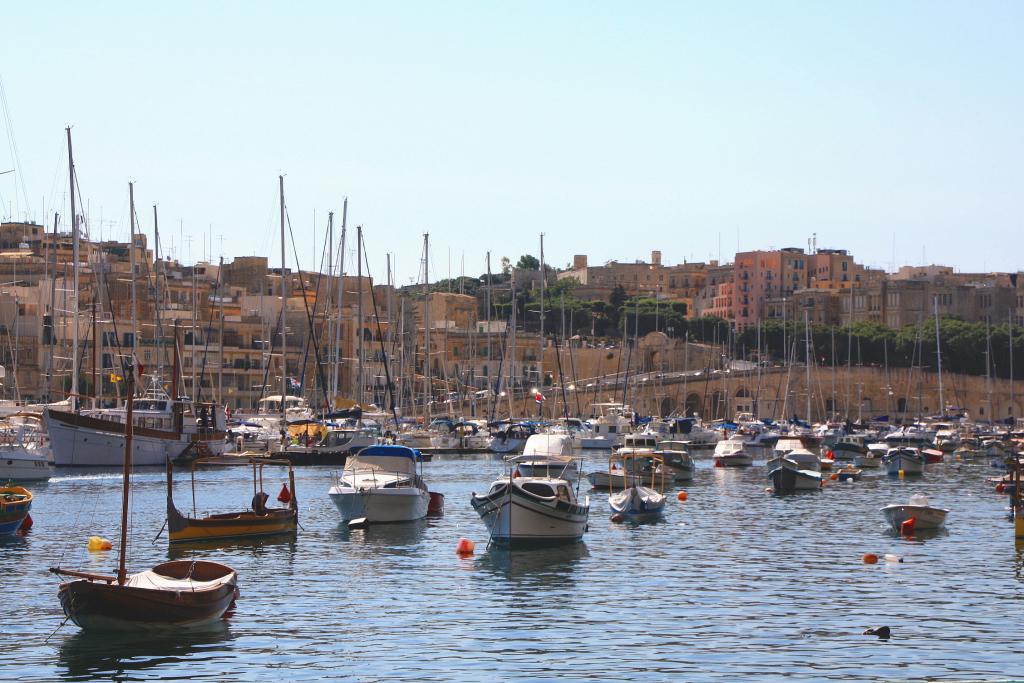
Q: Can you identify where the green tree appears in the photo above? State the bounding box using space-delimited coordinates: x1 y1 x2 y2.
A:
516 254 540 271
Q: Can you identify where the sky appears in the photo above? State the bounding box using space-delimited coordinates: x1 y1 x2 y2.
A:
0 1 1021 286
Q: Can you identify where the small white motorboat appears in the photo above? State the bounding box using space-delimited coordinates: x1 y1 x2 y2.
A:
881 493 948 531
0 444 53 482
713 436 752 467
855 444 886 469
470 476 589 545
882 447 925 475
768 458 821 493
655 440 694 482
767 447 819 473
328 445 432 525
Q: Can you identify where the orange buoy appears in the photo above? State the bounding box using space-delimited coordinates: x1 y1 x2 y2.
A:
455 538 475 556
277 483 292 503
863 553 879 564
714 459 723 468
610 513 625 523
830 473 839 481
101 539 112 550
996 482 1006 493
677 491 688 502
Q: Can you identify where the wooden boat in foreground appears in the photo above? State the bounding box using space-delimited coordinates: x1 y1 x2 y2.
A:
0 485 32 535
50 363 238 630
167 457 298 544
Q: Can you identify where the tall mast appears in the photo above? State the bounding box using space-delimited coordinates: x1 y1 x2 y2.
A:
117 366 136 586
1011 309 1015 425
934 295 944 416
486 251 492 377
333 199 347 400
67 128 80 411
422 233 431 419
279 176 287 422
129 183 138 376
538 233 545 406
154 204 163 381
804 309 811 422
356 225 364 406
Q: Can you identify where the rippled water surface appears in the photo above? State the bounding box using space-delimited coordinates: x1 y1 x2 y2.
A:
3 451 1024 681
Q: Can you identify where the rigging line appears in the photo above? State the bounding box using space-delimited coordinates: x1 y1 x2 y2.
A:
283 206 331 412
0 77 31 214
295 211 333 400
360 238 400 426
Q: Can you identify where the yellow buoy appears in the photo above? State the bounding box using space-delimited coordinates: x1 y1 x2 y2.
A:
898 469 905 479
87 536 112 552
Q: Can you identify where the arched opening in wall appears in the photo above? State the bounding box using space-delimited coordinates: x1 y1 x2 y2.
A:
861 397 873 416
685 393 701 417
897 397 907 414
660 397 675 416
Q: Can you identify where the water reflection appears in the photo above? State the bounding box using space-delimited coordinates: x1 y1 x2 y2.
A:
335 518 430 550
56 622 233 680
475 542 589 585
166 534 298 560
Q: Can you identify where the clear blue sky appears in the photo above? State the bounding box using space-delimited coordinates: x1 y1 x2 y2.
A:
1 1 1021 285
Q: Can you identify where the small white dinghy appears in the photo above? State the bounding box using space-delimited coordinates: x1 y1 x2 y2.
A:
881 493 948 532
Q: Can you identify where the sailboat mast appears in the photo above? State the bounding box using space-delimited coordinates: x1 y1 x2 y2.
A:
804 310 811 422
67 128 80 410
117 367 136 586
538 233 545 414
356 225 364 406
934 295 944 416
422 234 431 420
129 183 138 374
279 176 287 422
154 205 163 381
333 200 347 401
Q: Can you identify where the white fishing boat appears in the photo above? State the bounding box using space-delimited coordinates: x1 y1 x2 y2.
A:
713 436 752 467
767 447 820 473
654 440 694 481
881 493 948 531
882 447 925 475
511 434 579 480
608 451 666 521
328 445 431 524
830 434 868 460
46 389 226 467
470 475 589 545
768 457 821 493
586 448 658 489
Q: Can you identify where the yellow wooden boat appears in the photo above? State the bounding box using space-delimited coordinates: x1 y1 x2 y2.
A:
0 485 32 536
167 457 297 544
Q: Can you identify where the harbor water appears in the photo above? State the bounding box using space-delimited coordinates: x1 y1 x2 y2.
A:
2 451 1023 681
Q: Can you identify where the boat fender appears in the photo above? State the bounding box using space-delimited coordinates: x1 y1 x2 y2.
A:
610 513 624 523
996 482 1006 493
900 517 916 536
277 483 292 503
19 513 32 532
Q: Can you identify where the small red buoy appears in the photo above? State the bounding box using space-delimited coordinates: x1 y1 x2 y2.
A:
900 517 916 536
277 483 292 503
18 513 33 532
455 537 475 556
512 469 521 478
610 513 625 523
714 459 723 468
863 553 879 564
996 482 1006 493
677 491 688 502
827 450 835 460
830 473 839 481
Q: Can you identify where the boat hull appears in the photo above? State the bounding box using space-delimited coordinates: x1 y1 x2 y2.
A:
47 410 223 467
0 486 32 536
883 451 925 475
714 453 752 467
168 509 297 543
329 488 430 523
769 464 821 492
471 483 588 544
0 449 53 481
56 561 238 631
881 504 948 530
608 486 665 520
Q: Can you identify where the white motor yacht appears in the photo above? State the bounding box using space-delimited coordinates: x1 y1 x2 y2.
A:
328 445 432 524
471 475 589 545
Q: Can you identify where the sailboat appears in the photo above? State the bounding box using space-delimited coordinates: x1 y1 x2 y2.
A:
50 366 238 630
